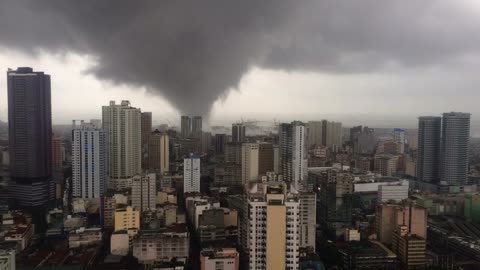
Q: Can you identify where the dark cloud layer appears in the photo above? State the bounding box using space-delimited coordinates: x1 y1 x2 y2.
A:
0 1 479 115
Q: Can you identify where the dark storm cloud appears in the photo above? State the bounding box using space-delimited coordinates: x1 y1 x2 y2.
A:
0 1 479 115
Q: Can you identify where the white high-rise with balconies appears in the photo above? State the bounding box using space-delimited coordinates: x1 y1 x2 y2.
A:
102 101 142 188
280 121 307 190
184 155 201 194
72 120 107 198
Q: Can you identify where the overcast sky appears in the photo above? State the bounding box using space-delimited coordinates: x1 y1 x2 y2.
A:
1 1 480 132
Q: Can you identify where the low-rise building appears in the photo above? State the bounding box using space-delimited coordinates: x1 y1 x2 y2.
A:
69 227 102 248
111 230 130 256
378 180 409 204
4 224 34 252
200 248 239 270
392 225 426 269
0 249 15 270
132 225 189 264
338 240 397 270
115 206 140 238
344 228 360 242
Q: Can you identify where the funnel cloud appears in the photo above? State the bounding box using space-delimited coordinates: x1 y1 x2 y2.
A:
0 1 479 116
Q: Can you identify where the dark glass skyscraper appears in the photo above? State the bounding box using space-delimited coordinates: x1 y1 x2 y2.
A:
440 112 470 185
7 67 53 208
416 116 441 183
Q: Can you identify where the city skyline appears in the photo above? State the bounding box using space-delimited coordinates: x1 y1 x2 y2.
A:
2 2 480 269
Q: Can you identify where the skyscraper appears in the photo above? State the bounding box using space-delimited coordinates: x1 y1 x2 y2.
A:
241 143 259 184
248 182 300 270
232 123 246 143
192 116 203 139
141 112 152 170
181 116 192 138
307 121 323 148
184 155 201 194
71 120 107 199
215 134 227 154
102 100 141 187
393 128 406 154
416 117 441 183
7 67 53 208
440 112 471 185
148 130 170 174
258 143 275 175
307 120 342 149
324 120 343 149
279 121 307 189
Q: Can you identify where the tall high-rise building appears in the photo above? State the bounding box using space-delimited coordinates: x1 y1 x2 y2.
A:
248 182 300 270
279 121 307 189
181 116 192 138
324 120 343 150
440 112 471 185
148 130 169 174
7 67 53 208
141 112 152 170
52 136 64 169
192 116 203 139
102 100 142 186
307 121 323 148
184 155 201 193
241 143 259 184
225 143 242 164
131 173 156 212
215 134 227 154
299 192 316 250
258 143 275 175
72 120 107 199
314 169 353 226
200 131 213 153
393 128 406 154
416 117 441 183
307 120 342 149
352 126 376 154
232 123 246 143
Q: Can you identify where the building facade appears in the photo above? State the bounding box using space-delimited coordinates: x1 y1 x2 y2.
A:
141 112 152 170
102 100 142 186
181 115 192 139
148 130 169 174
184 155 201 193
248 183 300 270
132 173 156 212
279 121 307 190
7 67 53 208
440 112 470 185
200 248 239 270
393 128 406 154
192 116 203 139
232 123 246 143
241 143 259 184
416 116 441 183
72 120 107 198
132 228 189 264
